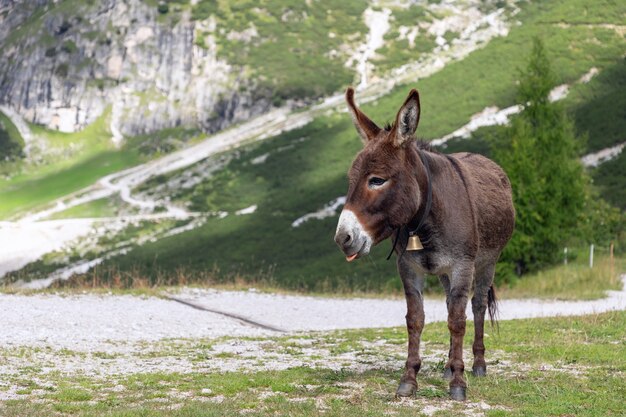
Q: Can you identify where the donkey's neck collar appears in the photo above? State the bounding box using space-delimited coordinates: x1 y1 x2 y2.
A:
386 149 433 260
408 150 433 235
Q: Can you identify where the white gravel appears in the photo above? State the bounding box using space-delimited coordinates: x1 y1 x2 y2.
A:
581 141 625 167
0 293 272 353
177 275 626 331
0 219 95 277
354 7 391 89
1 275 624 353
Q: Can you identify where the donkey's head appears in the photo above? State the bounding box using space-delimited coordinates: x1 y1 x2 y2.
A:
334 88 425 261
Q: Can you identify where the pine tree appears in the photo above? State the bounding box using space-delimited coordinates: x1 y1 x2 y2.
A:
495 38 586 275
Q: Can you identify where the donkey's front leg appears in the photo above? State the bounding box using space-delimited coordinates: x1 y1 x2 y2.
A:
447 262 473 401
396 256 425 397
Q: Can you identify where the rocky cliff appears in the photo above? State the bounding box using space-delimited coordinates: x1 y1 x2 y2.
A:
0 0 270 138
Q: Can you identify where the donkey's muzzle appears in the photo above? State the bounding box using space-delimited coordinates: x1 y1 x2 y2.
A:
334 209 373 261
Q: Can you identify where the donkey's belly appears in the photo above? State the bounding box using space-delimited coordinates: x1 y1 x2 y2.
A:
406 249 454 276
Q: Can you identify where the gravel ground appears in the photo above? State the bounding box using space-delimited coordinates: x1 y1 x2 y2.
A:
0 277 624 400
0 275 624 353
0 293 272 353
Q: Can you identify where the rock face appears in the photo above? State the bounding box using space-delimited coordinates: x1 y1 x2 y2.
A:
0 0 270 137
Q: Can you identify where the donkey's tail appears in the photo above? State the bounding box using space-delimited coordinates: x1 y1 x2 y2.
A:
487 285 499 330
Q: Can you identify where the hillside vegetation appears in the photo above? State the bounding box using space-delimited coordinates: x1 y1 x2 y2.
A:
41 0 621 292
1 0 625 291
0 0 497 217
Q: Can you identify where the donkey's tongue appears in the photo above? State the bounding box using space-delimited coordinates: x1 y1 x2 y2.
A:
346 253 358 262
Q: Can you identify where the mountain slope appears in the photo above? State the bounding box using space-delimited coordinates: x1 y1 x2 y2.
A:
0 0 506 218
24 0 626 288
2 0 625 289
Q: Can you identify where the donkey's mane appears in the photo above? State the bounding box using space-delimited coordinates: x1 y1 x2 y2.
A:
414 140 433 152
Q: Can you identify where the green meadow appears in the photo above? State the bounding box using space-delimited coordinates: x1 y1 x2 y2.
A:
1 311 624 416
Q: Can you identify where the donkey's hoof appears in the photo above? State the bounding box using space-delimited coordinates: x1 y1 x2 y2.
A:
443 367 453 380
396 382 417 398
472 365 487 377
449 386 467 401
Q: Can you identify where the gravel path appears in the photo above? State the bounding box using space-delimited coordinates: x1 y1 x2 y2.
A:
1 275 624 353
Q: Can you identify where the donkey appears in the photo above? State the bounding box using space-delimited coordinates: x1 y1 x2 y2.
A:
334 88 515 401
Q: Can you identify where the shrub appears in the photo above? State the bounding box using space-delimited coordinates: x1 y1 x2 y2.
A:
157 2 169 14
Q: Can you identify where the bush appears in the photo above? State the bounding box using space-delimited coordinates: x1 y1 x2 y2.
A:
157 2 169 14
55 62 69 77
61 40 77 54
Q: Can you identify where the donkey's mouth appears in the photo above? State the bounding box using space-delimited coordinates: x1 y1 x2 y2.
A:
345 240 368 262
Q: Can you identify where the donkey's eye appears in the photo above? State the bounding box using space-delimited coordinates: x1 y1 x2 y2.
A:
368 177 387 188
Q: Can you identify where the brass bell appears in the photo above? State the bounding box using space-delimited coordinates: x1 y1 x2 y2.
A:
406 233 424 251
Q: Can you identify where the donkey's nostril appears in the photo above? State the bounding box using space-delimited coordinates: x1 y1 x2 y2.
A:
334 231 352 249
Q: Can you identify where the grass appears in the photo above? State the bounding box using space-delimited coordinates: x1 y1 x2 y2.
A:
372 3 438 73
0 115 201 219
0 108 126 218
193 0 368 103
47 197 119 219
567 57 626 153
1 311 625 416
0 148 141 219
592 149 626 211
500 254 625 300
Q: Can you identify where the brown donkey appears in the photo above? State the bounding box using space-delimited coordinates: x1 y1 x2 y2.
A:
334 88 515 401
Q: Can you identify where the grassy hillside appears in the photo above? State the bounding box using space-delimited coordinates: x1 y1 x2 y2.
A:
0 0 493 219
0 112 201 219
70 0 625 291
593 151 626 210
0 110 133 218
191 0 368 103
190 0 485 103
569 58 626 153
3 0 625 290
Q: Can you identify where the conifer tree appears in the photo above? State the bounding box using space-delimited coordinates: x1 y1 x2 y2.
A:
495 38 586 275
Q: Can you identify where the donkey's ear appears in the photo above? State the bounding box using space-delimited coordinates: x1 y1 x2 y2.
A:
346 87 381 143
392 89 421 147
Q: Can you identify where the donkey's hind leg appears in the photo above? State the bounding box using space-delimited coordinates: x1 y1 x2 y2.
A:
396 255 426 397
471 262 496 377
